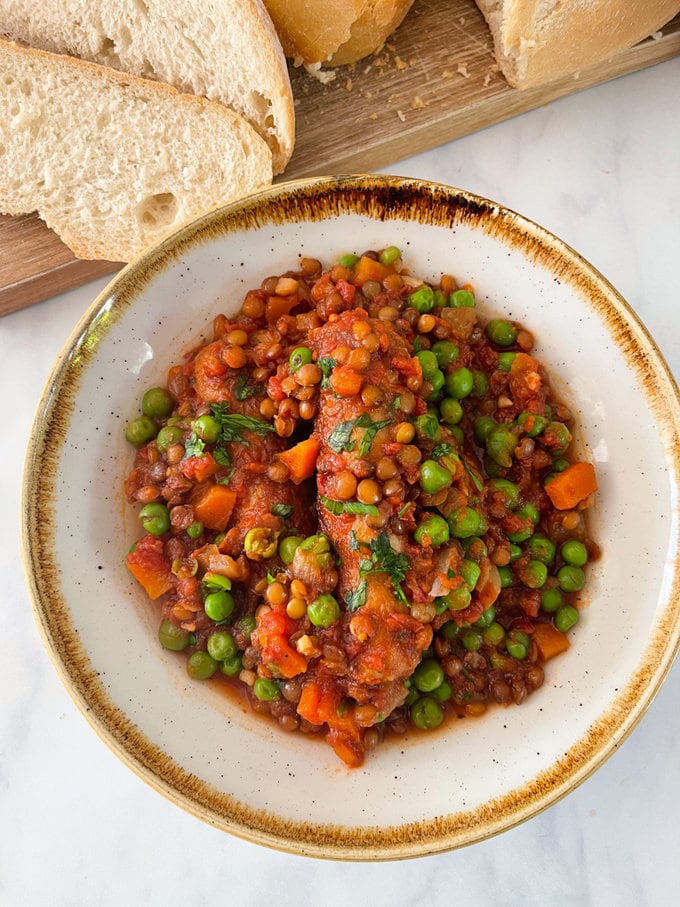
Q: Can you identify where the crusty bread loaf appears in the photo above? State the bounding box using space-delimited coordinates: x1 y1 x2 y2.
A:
0 0 294 172
262 0 415 67
474 0 680 89
0 38 273 262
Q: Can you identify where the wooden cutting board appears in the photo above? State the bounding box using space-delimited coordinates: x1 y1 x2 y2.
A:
2 0 679 317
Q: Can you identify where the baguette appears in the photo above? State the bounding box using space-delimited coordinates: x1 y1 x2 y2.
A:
0 0 294 172
0 38 273 262
474 0 680 89
262 0 415 67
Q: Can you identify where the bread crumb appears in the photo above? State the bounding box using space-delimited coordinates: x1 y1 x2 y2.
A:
651 30 663 40
396 109 406 122
456 62 470 78
411 96 426 109
483 73 492 87
304 62 336 84
442 69 454 78
344 78 353 91
368 113 379 120
459 17 466 25
394 55 408 70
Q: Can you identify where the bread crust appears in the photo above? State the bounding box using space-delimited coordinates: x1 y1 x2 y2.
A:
0 0 295 172
475 0 680 88
0 38 273 261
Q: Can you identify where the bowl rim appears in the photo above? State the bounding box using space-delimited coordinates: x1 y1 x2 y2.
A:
21 174 680 860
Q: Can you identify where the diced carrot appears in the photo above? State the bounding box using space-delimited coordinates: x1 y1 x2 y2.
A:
262 640 308 678
266 294 299 323
545 461 598 510
329 365 363 397
191 483 237 531
352 255 392 287
126 537 173 600
276 437 320 484
182 452 218 483
327 731 364 768
533 623 570 661
297 682 342 725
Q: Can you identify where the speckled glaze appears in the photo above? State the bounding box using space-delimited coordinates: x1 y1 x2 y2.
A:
22 176 680 860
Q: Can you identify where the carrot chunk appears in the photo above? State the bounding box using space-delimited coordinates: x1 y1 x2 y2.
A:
276 437 320 484
533 623 570 661
545 461 598 510
126 536 173 599
352 255 392 287
191 483 237 531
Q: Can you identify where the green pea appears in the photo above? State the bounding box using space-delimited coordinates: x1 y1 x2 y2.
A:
486 318 518 347
220 653 243 677
561 540 588 566
540 587 563 613
445 367 474 399
431 680 453 702
414 514 450 547
450 425 464 444
506 629 530 660
237 615 256 639
449 288 475 307
524 560 548 589
462 630 483 651
279 535 304 565
507 525 534 544
192 414 221 444
498 565 514 588
156 424 184 453
253 678 281 701
158 619 190 651
460 558 481 589
474 416 496 444
339 253 359 268
557 565 585 592
431 340 459 369
427 370 446 399
497 352 517 372
413 658 445 692
448 506 482 538
555 605 580 632
187 651 218 680
439 586 471 612
439 397 463 425
470 370 488 397
544 422 572 454
419 460 452 494
483 622 505 646
204 589 235 622
553 457 570 472
142 387 174 419
413 412 441 442
186 520 204 539
518 412 548 437
408 285 435 313
440 620 459 639
202 572 232 591
138 502 170 536
509 543 522 562
517 502 540 525
379 245 401 265
524 533 556 564
485 424 517 467
307 594 340 628
489 477 520 509
410 697 444 730
416 350 440 381
289 346 313 373
125 416 158 447
474 606 496 629
207 631 237 662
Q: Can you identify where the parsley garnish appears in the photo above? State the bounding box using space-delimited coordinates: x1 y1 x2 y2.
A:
317 356 337 389
210 403 275 441
213 447 232 467
356 416 392 457
344 579 367 612
327 414 392 456
184 432 205 458
319 496 379 517
234 374 259 401
461 455 484 492
355 530 410 605
432 442 453 460
328 419 358 453
271 503 294 518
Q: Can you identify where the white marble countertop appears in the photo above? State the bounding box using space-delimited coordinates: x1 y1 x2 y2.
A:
2 59 679 905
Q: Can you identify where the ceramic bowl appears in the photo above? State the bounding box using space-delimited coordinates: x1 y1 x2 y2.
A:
23 175 680 859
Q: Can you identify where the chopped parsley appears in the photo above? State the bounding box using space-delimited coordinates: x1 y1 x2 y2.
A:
271 503 294 518
234 374 259 401
319 496 379 517
354 530 410 606
184 433 205 458
328 419 358 453
209 402 275 442
344 579 367 612
213 446 232 467
432 442 453 460
317 356 337 389
461 455 484 492
327 414 392 456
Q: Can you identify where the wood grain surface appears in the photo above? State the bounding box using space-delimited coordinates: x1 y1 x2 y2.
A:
2 0 679 317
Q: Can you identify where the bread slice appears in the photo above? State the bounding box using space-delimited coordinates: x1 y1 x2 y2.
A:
475 0 680 89
262 0 415 66
0 38 273 262
0 0 294 172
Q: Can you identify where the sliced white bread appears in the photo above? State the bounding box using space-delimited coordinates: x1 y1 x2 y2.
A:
0 38 273 261
0 0 294 172
474 0 680 89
